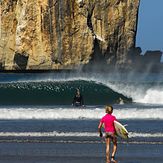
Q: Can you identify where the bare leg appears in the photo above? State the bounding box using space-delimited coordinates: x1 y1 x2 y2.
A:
105 138 111 163
111 137 117 163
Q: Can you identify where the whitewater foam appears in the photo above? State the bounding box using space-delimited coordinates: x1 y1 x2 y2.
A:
0 131 162 138
136 88 163 104
0 107 162 120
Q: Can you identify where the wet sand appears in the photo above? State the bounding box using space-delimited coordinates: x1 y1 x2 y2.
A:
0 141 162 163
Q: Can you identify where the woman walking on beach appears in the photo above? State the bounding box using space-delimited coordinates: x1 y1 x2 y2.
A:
98 105 118 163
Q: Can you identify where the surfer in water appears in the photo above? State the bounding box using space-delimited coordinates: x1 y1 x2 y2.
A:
72 88 84 107
98 105 118 163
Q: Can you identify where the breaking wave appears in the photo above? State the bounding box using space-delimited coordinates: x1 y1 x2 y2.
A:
1 72 163 105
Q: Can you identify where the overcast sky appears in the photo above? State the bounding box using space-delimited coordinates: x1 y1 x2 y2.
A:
136 0 163 53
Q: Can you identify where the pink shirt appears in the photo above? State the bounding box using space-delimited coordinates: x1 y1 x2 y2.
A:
100 114 117 133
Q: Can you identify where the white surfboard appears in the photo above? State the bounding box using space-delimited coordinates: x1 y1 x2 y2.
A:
114 121 129 139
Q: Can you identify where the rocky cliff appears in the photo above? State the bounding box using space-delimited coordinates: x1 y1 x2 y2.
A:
0 0 140 70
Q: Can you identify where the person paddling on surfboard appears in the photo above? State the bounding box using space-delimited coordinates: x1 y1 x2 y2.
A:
98 105 118 163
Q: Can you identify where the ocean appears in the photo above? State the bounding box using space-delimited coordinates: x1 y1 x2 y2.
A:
0 72 163 163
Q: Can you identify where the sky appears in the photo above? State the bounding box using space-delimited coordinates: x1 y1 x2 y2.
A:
136 0 163 54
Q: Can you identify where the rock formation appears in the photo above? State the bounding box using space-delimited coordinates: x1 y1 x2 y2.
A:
0 0 140 70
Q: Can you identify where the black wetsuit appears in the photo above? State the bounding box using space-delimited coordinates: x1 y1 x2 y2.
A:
72 94 84 106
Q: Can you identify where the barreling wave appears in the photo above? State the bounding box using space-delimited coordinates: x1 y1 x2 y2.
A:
1 72 163 105
0 80 131 105
0 107 162 120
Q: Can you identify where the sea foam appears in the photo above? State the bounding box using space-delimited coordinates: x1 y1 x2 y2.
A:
0 107 162 120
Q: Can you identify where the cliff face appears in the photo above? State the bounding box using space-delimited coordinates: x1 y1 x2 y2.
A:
0 0 140 70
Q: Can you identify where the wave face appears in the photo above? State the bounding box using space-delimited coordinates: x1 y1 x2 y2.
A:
0 80 131 105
